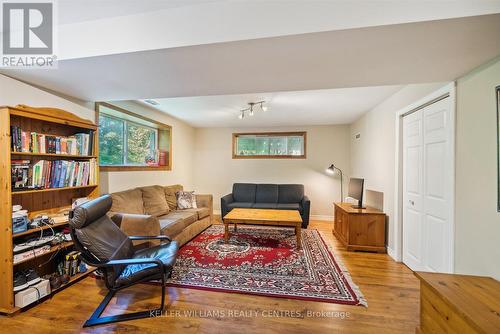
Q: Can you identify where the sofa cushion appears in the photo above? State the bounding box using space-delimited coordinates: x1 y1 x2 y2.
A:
255 184 278 203
252 203 277 209
140 185 170 217
276 203 303 213
182 207 210 220
278 184 304 204
232 183 256 203
227 202 254 209
158 217 185 237
164 184 183 209
163 211 198 226
110 188 144 214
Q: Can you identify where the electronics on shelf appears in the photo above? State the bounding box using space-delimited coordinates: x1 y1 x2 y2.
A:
14 279 51 308
12 206 29 235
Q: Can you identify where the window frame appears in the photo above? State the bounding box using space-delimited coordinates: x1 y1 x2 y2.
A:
232 131 307 159
96 102 172 171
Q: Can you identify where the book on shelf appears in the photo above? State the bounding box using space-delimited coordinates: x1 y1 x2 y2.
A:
11 160 31 189
10 126 94 156
12 159 97 191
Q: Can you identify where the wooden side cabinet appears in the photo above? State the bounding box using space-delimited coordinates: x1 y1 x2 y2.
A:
415 272 500 334
333 202 386 253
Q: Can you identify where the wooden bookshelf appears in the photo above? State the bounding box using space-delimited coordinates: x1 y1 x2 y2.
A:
0 105 100 314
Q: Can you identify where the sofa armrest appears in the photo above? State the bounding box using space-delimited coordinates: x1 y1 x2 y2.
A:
196 194 213 211
110 213 161 248
220 193 234 219
301 196 311 228
221 193 233 205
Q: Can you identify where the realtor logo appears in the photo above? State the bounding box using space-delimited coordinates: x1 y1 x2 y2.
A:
1 0 57 68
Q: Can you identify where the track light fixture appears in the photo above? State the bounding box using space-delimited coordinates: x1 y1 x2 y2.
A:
238 101 268 119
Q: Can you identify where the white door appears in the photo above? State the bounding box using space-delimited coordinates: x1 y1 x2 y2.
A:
402 97 453 273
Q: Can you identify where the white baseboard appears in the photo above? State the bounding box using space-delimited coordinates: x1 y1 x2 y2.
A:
311 215 334 221
387 247 400 262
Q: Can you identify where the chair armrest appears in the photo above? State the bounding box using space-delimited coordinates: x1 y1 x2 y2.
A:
196 194 213 212
106 258 162 267
75 254 162 269
129 235 172 242
111 213 161 247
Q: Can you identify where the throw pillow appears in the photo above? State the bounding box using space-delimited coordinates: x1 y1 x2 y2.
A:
140 185 170 217
176 191 198 209
164 184 183 209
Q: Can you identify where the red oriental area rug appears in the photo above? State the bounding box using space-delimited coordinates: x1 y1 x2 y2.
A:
167 225 367 306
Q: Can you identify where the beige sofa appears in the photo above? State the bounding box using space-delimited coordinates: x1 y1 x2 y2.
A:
108 184 213 247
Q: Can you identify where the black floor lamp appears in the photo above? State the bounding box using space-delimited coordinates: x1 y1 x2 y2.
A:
326 163 343 202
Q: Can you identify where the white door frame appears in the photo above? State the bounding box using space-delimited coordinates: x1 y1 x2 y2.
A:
393 82 456 273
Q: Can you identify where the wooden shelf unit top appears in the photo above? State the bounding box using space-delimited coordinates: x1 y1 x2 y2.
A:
333 202 386 215
415 272 500 333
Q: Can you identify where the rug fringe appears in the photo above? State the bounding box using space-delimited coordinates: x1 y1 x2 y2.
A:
318 230 368 307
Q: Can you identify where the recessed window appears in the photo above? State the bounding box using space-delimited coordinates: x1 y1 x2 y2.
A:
233 132 306 159
96 102 171 171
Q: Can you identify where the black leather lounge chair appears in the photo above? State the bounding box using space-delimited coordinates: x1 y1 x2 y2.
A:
69 194 178 327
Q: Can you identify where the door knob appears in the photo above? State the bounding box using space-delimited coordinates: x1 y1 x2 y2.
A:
409 200 415 206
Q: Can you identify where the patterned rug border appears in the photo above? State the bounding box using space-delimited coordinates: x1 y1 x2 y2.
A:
160 226 367 307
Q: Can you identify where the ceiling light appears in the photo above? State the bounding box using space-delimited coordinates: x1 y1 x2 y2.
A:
237 100 267 119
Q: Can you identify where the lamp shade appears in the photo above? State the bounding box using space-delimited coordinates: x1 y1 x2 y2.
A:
326 164 335 175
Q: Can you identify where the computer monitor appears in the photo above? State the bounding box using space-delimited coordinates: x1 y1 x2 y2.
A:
348 178 365 209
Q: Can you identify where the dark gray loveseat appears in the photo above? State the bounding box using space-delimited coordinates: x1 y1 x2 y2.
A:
221 183 310 228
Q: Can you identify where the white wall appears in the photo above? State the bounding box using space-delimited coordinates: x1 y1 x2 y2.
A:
0 75 196 194
193 125 350 218
350 82 446 251
455 58 500 279
99 101 195 193
0 74 93 120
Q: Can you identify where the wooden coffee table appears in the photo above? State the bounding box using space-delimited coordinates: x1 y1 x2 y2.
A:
222 208 303 249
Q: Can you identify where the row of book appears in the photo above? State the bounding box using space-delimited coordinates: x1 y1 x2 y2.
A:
11 159 97 190
11 126 94 156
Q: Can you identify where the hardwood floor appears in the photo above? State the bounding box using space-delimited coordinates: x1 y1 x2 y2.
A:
0 220 420 334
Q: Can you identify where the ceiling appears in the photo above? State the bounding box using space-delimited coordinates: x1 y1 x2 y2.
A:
1 2 500 127
139 85 403 127
57 0 214 25
3 14 500 102
53 0 500 60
